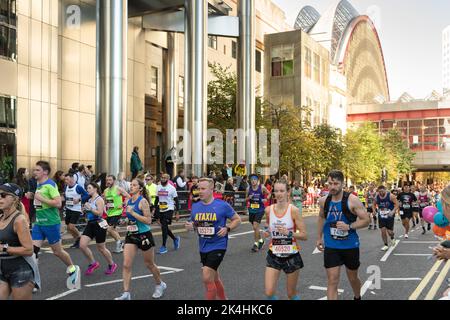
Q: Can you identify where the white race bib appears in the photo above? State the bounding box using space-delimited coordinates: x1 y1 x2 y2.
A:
127 225 138 233
403 204 411 209
197 221 215 238
271 238 295 255
98 219 108 229
379 209 390 219
330 223 348 240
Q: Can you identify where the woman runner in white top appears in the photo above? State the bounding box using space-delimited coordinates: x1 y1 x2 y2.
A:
262 179 307 300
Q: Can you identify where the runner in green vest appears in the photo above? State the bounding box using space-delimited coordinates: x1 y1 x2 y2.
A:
291 181 306 215
104 175 130 253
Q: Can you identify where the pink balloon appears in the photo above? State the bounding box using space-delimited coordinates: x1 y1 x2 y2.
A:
422 206 439 223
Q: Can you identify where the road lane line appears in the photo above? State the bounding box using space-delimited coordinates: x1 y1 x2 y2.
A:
46 289 80 300
229 230 255 238
393 254 432 256
360 279 373 297
381 278 421 281
380 239 400 262
312 248 322 254
85 271 176 288
424 259 450 300
408 259 443 300
403 241 440 244
309 286 344 293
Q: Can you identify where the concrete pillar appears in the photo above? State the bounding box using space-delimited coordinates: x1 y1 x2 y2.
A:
95 0 127 175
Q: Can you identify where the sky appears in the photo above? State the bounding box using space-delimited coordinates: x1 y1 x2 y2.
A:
271 0 450 101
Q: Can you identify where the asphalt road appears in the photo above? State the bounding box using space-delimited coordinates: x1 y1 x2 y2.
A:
33 215 450 300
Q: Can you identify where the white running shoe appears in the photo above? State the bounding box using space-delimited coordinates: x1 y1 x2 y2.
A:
390 239 397 247
152 281 167 299
115 292 131 300
114 240 124 253
381 245 389 251
66 265 81 290
404 234 409 239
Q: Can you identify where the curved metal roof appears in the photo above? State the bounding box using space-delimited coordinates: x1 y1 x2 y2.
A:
294 6 321 33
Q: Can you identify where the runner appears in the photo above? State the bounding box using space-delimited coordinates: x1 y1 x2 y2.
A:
374 186 398 251
190 176 200 204
115 179 166 300
145 174 157 206
79 182 118 276
366 183 378 230
263 179 307 300
417 185 432 234
316 170 370 300
103 175 130 254
291 181 306 215
154 173 181 254
247 174 270 252
31 161 81 290
63 172 89 249
397 185 417 239
411 185 420 227
0 183 40 300
185 177 241 300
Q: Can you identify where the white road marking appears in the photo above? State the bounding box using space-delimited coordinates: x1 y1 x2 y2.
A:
361 279 373 297
380 239 400 262
229 230 255 239
381 278 422 281
46 289 80 300
403 241 439 244
309 285 344 293
393 254 432 256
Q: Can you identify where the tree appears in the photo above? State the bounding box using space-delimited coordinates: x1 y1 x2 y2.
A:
312 124 344 177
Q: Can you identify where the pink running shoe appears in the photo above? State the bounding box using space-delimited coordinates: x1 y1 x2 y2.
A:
85 261 100 275
105 263 118 275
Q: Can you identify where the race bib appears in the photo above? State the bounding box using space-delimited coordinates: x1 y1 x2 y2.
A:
127 225 139 233
34 198 42 210
293 196 301 201
66 198 74 207
403 204 411 209
106 200 115 209
197 221 215 238
330 223 348 240
400 210 404 216
379 209 390 219
159 202 169 211
272 238 295 255
98 219 108 229
419 202 427 208
250 203 260 209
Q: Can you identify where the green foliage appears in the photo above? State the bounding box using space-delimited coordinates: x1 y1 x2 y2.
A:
0 156 14 183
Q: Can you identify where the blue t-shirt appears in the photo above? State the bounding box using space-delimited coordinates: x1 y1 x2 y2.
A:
376 192 395 220
323 200 360 249
191 199 235 253
248 185 264 214
127 196 151 234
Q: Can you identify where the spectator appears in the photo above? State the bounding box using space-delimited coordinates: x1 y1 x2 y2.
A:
53 170 66 195
221 164 232 181
12 168 30 215
215 176 225 194
75 165 87 189
117 172 130 193
173 169 187 191
234 161 247 188
238 175 249 192
225 177 235 192
130 146 143 179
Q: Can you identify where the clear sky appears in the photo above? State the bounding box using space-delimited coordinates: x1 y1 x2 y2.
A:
271 0 450 101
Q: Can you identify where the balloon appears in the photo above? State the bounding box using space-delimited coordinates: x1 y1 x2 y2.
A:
422 206 439 224
432 225 447 237
434 212 450 227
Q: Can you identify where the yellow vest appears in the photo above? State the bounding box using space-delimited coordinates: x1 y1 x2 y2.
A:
146 183 157 205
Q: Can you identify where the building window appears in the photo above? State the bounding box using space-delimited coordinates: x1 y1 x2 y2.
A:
0 95 16 129
208 35 217 50
150 66 158 98
232 41 237 59
321 57 327 86
0 0 16 60
304 47 312 79
223 45 226 55
313 53 320 83
178 76 184 109
271 45 294 77
255 50 261 73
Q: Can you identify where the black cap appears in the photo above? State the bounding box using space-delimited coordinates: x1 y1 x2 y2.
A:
0 183 23 198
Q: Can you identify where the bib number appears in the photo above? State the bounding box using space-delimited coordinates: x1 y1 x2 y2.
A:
293 196 301 201
330 223 348 240
66 198 74 207
272 238 295 255
403 204 411 209
379 209 390 219
159 202 169 211
106 200 115 210
419 202 427 208
127 225 139 233
34 198 42 210
98 219 108 229
197 222 215 238
250 202 260 209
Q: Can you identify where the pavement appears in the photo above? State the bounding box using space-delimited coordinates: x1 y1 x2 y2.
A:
34 211 450 300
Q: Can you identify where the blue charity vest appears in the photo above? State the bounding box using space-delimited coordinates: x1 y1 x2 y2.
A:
323 200 360 249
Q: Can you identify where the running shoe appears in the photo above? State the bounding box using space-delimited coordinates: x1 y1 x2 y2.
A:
368 225 372 230
173 236 181 250
152 281 167 299
373 225 378 230
390 239 397 247
404 234 409 239
427 223 431 231
85 261 100 275
115 292 131 300
105 263 118 275
159 246 168 254
421 228 426 235
66 265 81 290
381 245 389 251
251 243 259 252
258 239 265 250
113 240 124 253
70 238 80 249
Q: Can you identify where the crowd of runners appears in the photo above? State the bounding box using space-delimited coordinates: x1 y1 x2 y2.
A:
1 160 450 300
